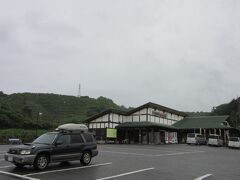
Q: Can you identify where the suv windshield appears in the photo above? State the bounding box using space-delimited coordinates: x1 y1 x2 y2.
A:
229 137 239 142
33 132 57 145
209 135 219 139
187 133 195 138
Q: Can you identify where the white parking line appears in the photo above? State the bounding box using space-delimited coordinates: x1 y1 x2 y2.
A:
194 174 212 180
0 170 40 180
154 151 205 156
101 145 200 152
0 165 15 169
100 150 205 157
24 162 112 177
99 146 180 153
96 167 155 180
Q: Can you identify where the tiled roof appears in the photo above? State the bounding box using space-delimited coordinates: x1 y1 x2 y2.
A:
173 116 231 129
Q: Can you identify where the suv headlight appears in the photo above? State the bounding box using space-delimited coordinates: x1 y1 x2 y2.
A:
20 150 31 155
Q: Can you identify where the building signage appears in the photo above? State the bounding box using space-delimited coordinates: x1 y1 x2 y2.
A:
152 111 167 118
106 128 117 138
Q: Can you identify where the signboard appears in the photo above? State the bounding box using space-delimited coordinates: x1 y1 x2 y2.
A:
152 111 167 118
165 132 178 144
106 128 117 138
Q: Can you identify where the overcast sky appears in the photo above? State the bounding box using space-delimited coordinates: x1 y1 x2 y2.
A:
0 0 240 112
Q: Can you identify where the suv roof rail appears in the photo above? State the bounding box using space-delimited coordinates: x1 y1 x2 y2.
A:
56 123 88 133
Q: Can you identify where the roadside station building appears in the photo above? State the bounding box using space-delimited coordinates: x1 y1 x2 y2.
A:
84 102 186 144
84 102 235 144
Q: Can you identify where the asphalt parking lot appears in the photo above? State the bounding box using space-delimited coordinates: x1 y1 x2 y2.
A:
0 144 240 180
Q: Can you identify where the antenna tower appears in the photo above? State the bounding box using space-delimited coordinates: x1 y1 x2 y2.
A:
78 83 81 97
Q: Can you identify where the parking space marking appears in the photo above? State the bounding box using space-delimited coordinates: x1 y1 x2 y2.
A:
0 165 15 169
24 162 112 177
100 145 207 153
154 151 205 156
100 150 205 157
0 170 40 180
194 174 212 180
99 146 180 153
96 167 155 180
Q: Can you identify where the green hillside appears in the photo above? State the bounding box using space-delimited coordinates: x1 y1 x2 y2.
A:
0 91 127 129
211 98 240 128
1 90 239 130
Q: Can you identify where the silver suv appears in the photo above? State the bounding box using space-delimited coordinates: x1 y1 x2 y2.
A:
187 133 206 145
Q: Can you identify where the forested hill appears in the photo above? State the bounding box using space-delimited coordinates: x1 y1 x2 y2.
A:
0 91 239 130
211 98 240 128
0 91 127 129
186 98 240 128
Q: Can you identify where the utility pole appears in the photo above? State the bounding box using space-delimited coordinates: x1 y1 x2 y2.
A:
36 112 42 137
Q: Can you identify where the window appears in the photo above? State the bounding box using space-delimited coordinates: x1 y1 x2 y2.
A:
229 137 239 142
83 133 94 143
70 134 84 144
96 123 101 128
105 123 108 128
57 135 70 145
187 133 195 138
33 132 57 145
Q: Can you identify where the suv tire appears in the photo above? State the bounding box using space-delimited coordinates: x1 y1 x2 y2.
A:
34 154 49 170
80 151 91 165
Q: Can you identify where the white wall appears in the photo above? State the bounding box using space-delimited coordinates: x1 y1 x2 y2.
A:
88 106 185 129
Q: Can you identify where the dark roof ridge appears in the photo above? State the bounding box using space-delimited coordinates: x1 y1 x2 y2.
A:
84 108 128 123
84 102 187 123
127 102 187 116
185 115 229 118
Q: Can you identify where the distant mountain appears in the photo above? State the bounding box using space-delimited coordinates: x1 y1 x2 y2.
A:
0 91 128 129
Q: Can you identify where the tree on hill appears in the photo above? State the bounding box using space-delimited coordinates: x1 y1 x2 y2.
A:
0 92 128 129
211 98 240 128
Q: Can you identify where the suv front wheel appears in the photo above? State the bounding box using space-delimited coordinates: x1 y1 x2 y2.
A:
80 151 91 165
34 154 49 170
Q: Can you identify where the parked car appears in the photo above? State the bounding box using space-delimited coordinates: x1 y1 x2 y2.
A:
8 138 22 145
187 133 206 145
228 137 240 149
4 123 98 170
207 134 223 146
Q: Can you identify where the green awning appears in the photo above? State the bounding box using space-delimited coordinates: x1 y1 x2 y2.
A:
173 115 231 129
116 121 178 130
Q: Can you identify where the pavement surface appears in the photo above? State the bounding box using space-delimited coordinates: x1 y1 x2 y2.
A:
0 144 239 180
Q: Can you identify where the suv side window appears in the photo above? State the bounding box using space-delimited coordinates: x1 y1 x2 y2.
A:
57 135 70 145
70 134 84 144
83 133 94 143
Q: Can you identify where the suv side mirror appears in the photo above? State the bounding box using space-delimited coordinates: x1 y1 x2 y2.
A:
55 140 63 146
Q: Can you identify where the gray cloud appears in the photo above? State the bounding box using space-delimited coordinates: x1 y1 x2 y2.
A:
0 0 240 111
